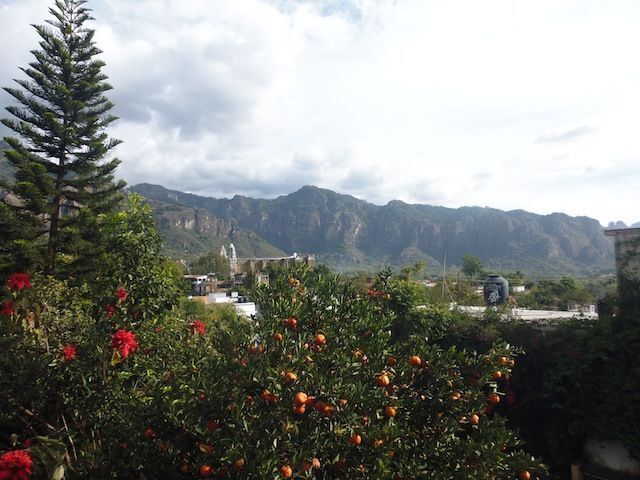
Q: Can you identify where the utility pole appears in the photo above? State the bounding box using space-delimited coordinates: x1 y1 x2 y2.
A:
442 252 447 301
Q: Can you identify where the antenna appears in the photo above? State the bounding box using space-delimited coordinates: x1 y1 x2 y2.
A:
441 251 447 301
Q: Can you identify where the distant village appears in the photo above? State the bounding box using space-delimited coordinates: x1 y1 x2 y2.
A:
182 227 640 324
183 243 314 317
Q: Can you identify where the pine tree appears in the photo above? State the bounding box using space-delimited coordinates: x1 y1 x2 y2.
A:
1 0 125 276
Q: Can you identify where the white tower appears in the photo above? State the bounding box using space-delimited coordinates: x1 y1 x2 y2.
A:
229 243 237 276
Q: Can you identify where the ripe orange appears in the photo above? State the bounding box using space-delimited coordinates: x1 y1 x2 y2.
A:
314 333 327 345
409 355 422 367
293 404 306 414
197 392 206 401
233 459 245 472
144 428 156 440
339 398 348 406
470 414 480 425
294 392 308 405
205 420 220 431
492 370 503 380
284 372 298 384
349 433 362 445
322 404 335 417
198 443 214 454
387 356 397 366
451 391 461 401
261 390 272 401
280 465 293 478
519 471 531 480
497 356 508 366
286 317 298 329
488 393 501 404
274 332 283 342
199 464 214 477
311 458 321 469
377 374 391 387
384 406 397 418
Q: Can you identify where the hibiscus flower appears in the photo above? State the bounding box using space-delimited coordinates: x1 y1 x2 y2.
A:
0 449 33 480
191 319 206 335
62 345 78 362
6 273 32 291
111 329 138 359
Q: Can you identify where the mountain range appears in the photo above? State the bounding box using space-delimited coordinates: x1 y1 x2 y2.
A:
0 142 626 276
130 183 617 276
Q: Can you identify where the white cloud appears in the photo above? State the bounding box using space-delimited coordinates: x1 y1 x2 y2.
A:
1 0 639 225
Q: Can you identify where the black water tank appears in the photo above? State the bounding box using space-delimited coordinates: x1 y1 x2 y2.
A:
483 275 509 306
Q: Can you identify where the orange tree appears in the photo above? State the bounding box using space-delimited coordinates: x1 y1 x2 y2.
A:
176 267 543 479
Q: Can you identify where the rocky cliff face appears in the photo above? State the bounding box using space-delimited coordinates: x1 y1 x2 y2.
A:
132 183 614 275
144 198 285 260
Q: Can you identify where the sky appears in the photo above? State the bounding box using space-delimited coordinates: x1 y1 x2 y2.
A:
1 0 639 226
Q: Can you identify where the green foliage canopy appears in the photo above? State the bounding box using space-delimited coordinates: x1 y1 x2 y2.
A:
1 0 125 277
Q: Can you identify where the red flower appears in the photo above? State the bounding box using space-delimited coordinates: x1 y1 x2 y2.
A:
112 329 138 359
191 319 206 335
0 449 33 480
105 305 116 318
62 345 77 362
6 273 32 291
0 301 14 317
116 288 128 302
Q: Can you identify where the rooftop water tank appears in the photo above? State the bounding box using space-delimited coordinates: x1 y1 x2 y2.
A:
483 275 509 306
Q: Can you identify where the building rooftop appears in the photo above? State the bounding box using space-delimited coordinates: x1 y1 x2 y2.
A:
604 227 640 236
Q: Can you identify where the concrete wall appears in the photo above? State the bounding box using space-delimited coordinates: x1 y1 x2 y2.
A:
584 439 640 476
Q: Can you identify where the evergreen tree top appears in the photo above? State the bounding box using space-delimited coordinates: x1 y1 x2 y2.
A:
1 0 125 277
